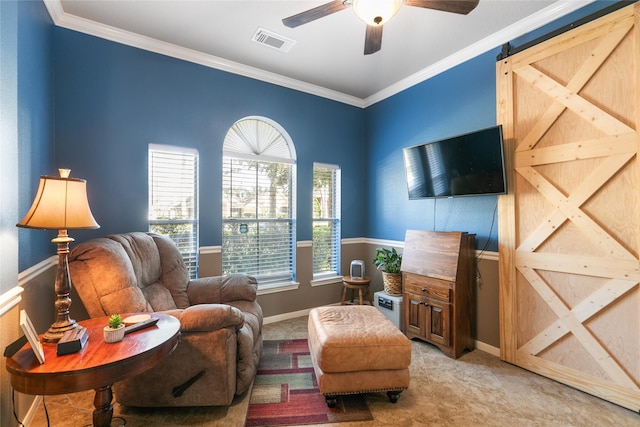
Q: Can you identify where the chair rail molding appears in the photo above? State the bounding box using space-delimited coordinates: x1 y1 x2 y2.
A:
43 0 594 108
18 255 56 287
199 246 221 255
0 286 23 317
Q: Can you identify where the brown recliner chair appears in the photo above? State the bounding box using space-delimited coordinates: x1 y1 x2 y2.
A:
68 231 263 407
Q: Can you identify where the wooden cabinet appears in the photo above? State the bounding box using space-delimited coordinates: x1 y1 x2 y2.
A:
404 274 452 348
401 230 475 359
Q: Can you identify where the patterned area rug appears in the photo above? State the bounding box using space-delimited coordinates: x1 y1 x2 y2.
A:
245 339 373 426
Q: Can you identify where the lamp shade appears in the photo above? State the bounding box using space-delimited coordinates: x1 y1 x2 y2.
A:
17 173 100 230
353 0 403 26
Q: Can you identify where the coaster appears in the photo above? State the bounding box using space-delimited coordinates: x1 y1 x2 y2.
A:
123 314 151 326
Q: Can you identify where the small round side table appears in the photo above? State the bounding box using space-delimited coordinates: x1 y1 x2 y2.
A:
341 275 373 305
6 313 179 427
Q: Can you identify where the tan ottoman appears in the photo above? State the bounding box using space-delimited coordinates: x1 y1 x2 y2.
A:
308 305 411 407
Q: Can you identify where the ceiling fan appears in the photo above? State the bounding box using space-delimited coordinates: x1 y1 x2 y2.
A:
282 0 479 55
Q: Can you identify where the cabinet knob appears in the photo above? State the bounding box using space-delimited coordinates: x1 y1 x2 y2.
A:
424 302 429 306
421 288 426 292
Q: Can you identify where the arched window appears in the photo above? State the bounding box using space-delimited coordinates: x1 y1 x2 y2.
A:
222 117 296 288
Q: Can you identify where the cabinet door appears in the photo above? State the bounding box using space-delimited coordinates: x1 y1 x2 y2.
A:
425 299 450 347
404 294 426 337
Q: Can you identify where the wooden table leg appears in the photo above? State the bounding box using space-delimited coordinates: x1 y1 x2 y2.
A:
93 385 114 427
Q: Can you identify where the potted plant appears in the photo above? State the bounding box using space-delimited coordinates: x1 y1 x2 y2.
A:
373 247 403 295
103 314 125 343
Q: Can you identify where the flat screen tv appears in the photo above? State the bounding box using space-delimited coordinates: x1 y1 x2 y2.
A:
403 125 506 199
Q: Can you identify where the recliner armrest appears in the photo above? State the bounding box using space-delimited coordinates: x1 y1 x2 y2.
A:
187 274 258 305
164 304 245 332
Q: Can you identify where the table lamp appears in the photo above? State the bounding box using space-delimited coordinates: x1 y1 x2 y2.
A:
17 169 100 343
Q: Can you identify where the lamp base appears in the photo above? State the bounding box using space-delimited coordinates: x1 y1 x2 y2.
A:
42 231 79 344
42 319 79 344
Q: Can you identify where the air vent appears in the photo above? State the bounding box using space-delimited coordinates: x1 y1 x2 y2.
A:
252 27 296 53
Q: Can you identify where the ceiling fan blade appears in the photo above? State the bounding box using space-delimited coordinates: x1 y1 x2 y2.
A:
282 0 349 28
364 25 383 55
405 0 479 15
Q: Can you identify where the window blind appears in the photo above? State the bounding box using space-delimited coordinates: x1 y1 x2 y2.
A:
312 163 341 277
148 144 199 278
222 157 295 285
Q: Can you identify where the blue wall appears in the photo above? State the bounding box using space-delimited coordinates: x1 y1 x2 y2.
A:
364 0 625 251
0 0 20 294
13 0 54 272
52 29 366 248
12 0 626 269
365 51 501 250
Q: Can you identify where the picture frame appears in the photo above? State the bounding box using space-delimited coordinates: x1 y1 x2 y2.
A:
20 309 44 364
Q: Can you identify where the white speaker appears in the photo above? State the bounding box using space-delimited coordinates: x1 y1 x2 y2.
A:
350 260 365 279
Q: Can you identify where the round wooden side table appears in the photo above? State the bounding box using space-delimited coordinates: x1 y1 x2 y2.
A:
6 313 180 427
341 275 373 305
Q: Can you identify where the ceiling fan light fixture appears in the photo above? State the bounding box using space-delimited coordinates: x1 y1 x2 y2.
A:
352 0 403 26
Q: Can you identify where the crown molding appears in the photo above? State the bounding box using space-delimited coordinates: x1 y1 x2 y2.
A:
43 0 366 108
45 0 594 109
364 0 595 106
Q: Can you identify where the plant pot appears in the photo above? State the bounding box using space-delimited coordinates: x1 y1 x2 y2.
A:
103 324 125 343
382 272 402 295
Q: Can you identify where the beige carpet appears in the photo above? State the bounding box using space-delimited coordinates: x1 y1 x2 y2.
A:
27 391 249 427
28 315 639 426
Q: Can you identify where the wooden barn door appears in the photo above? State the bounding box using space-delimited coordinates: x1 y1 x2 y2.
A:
497 3 640 411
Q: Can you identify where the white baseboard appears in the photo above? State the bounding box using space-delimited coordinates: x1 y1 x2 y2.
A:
264 308 501 358
21 395 42 426
16 309 498 424
263 304 338 325
476 340 500 357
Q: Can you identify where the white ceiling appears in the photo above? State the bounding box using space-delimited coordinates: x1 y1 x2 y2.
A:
48 1 595 107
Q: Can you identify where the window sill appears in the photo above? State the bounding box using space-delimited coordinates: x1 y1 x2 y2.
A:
310 275 343 287
257 281 300 296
